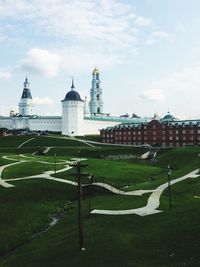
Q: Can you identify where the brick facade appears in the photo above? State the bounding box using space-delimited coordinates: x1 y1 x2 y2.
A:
100 119 200 147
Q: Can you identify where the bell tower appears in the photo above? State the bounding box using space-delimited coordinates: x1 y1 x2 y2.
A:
18 77 33 116
89 67 103 115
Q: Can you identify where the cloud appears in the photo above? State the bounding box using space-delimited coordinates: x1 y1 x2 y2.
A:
140 88 165 102
21 48 61 77
140 66 200 118
135 16 152 27
0 71 12 80
32 97 54 105
0 0 156 69
146 30 170 44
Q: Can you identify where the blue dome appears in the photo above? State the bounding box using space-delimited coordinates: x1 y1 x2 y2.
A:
62 90 83 102
161 112 176 121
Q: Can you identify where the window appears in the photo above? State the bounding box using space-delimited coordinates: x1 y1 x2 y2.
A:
190 130 194 134
176 137 179 141
153 131 156 135
182 130 186 134
176 130 179 134
190 137 194 140
182 136 186 140
138 131 141 135
97 94 99 100
162 131 165 134
169 136 173 140
153 125 156 129
162 137 166 140
169 130 173 134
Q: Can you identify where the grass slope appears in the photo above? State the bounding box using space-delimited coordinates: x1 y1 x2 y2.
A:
1 178 200 267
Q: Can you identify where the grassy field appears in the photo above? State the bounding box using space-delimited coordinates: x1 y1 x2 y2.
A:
0 136 200 266
1 179 200 267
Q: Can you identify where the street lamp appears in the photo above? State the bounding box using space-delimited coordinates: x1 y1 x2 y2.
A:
167 164 172 210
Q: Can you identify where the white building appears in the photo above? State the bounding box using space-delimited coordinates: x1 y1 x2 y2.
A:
0 68 149 136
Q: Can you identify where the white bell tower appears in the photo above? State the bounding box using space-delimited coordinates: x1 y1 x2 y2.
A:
18 77 33 116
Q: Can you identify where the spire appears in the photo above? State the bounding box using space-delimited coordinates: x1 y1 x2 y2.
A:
71 77 75 90
24 76 30 89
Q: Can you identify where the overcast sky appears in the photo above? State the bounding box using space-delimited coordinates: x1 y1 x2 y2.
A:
0 0 200 119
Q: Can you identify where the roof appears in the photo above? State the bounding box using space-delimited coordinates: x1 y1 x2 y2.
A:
21 88 32 99
62 90 84 102
62 79 84 102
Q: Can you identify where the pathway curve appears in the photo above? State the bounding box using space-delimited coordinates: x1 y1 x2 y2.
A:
1 155 199 217
18 137 36 148
91 169 199 216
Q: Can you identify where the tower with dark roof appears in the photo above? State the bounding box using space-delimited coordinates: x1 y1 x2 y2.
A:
61 78 84 135
18 77 33 116
89 67 103 115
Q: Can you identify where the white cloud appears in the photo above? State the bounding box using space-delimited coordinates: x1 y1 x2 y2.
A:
21 48 61 78
140 88 165 102
33 97 54 105
135 16 152 27
0 0 155 68
0 71 11 80
146 30 170 44
141 66 200 118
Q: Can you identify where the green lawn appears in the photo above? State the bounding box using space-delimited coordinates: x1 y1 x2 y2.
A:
0 138 200 267
54 158 165 189
2 161 65 179
0 179 77 257
22 136 88 148
1 178 200 266
0 136 31 148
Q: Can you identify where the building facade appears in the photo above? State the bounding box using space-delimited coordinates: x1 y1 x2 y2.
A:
0 68 147 136
100 115 200 147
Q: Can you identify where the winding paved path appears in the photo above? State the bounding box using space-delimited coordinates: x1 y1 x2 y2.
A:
0 154 199 217
91 169 199 216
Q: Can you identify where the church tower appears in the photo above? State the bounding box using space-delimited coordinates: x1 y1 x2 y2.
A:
89 67 103 114
18 77 33 116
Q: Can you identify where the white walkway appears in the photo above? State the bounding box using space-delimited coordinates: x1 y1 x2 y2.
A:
91 169 199 216
0 154 199 217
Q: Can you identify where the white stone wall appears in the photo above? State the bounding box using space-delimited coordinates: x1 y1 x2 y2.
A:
83 118 120 135
30 117 62 132
0 117 13 129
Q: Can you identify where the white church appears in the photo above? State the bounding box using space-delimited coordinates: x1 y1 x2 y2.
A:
0 68 148 136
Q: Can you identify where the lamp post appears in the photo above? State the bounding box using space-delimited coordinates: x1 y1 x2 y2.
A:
167 164 172 210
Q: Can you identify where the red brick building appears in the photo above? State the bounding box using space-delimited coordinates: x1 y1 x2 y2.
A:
100 114 200 147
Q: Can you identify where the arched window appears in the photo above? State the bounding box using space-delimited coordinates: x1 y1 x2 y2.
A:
97 94 99 100
97 107 100 113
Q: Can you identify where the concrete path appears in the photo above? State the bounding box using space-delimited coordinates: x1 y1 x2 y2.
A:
91 182 155 196
1 154 199 217
18 137 36 148
43 147 51 154
0 161 24 188
91 169 199 216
